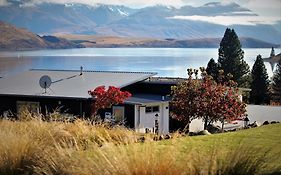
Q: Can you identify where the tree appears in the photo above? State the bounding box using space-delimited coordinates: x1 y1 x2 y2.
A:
198 69 246 130
250 55 269 104
218 28 250 87
170 68 246 132
88 86 131 117
170 69 201 132
206 58 219 81
271 61 281 103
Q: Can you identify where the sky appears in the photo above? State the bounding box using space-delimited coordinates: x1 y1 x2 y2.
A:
0 0 280 26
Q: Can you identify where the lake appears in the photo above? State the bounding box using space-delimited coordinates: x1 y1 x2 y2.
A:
0 48 280 78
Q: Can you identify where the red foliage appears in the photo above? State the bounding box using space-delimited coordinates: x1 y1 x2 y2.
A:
88 86 131 116
199 77 246 125
171 68 247 130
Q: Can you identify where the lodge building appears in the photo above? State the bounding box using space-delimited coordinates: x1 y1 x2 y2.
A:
0 68 182 134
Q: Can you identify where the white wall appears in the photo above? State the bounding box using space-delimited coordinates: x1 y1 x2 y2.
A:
161 103 169 134
189 105 281 132
246 105 281 125
134 102 169 135
190 119 204 132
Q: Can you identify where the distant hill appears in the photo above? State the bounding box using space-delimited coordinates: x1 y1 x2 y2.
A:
0 21 84 50
0 2 280 44
1 20 277 50
58 34 280 48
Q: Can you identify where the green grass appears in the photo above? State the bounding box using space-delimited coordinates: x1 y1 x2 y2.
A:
160 124 281 174
0 116 280 175
175 123 281 152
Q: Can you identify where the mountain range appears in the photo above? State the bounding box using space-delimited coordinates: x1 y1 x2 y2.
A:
0 1 280 45
0 20 277 50
58 34 279 48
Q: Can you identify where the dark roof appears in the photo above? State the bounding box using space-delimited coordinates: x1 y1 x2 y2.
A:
0 69 156 99
144 77 186 85
263 53 281 62
125 94 171 105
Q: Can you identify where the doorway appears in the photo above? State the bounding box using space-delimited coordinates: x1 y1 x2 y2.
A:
112 106 125 123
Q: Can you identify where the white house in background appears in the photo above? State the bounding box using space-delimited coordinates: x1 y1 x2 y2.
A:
263 47 281 71
128 95 170 134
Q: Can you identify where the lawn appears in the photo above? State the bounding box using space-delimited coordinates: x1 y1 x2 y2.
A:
0 117 280 175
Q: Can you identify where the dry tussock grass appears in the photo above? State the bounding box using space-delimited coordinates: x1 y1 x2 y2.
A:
0 111 157 174
0 111 280 175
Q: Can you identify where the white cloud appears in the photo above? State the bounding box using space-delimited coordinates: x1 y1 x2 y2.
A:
181 0 281 18
233 0 281 17
229 11 256 15
182 0 241 7
245 0 281 18
169 15 280 26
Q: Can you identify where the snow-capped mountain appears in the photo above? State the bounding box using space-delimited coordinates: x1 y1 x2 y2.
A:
0 1 280 44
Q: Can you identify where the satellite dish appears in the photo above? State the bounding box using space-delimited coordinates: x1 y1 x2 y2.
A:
39 75 52 93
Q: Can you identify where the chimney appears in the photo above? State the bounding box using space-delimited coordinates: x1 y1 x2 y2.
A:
80 66 83 75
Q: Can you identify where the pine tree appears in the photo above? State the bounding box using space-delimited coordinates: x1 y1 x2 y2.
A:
206 58 219 81
250 55 269 104
272 61 281 103
218 28 249 87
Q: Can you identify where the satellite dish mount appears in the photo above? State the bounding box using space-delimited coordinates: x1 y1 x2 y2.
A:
39 75 52 93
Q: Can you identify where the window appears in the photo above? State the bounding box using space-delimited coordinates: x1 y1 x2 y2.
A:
145 106 159 113
145 107 152 113
152 106 159 112
17 101 40 114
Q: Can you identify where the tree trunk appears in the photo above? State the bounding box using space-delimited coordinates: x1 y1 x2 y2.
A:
204 119 208 130
221 119 225 133
183 118 191 133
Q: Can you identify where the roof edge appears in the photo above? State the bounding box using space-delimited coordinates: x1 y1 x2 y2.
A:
119 73 156 88
30 69 157 75
0 94 92 100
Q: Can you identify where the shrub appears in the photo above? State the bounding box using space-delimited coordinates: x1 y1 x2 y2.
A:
263 121 270 125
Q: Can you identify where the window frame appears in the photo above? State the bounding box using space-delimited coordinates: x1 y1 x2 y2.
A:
145 105 160 113
17 101 40 114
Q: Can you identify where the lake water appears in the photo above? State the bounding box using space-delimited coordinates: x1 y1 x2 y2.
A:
0 48 280 78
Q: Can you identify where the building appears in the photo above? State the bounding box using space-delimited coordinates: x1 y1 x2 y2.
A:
0 69 177 134
263 47 281 71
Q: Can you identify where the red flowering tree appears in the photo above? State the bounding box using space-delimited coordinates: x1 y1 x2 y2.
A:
170 68 246 132
88 86 131 117
170 69 202 132
198 73 246 130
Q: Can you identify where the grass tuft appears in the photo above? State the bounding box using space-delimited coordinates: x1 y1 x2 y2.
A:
0 111 280 175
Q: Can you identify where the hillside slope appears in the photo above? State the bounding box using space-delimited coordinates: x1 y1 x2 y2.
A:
0 21 83 50
58 34 280 48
